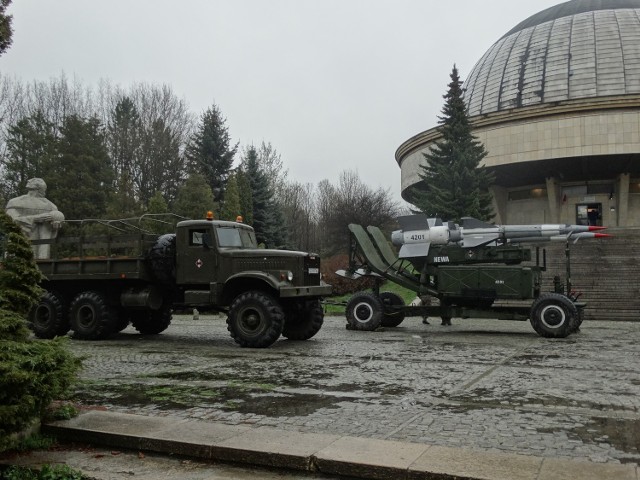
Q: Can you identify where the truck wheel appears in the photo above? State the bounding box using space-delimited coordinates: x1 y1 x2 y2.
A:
530 293 577 338
379 291 406 327
227 291 284 348
69 291 118 340
28 291 70 339
131 306 172 335
346 292 383 331
282 300 324 341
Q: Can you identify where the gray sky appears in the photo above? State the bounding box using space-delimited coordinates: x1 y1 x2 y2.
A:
1 0 561 203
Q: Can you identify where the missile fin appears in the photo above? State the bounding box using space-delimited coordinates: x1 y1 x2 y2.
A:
399 242 430 258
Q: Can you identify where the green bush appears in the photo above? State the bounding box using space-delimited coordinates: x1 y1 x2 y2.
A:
1 464 88 480
0 212 82 452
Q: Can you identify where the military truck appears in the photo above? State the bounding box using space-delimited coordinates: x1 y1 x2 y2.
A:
28 214 331 348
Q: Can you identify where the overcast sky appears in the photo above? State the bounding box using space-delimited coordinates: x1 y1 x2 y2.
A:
1 0 562 204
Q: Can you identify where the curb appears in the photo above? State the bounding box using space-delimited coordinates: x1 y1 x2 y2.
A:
43 411 639 480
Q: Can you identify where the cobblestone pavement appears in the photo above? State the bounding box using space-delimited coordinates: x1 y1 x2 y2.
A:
64 314 640 467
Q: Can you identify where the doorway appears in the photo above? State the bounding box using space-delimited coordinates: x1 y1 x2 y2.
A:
576 203 602 226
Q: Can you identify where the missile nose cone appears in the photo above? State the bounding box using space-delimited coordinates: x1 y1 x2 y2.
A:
593 233 612 238
588 226 608 231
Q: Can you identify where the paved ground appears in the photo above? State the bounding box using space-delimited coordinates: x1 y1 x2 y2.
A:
60 313 640 470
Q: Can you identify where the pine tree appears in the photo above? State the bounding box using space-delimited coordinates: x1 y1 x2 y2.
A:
221 173 241 221
241 146 286 248
236 170 253 225
185 104 237 202
0 211 43 317
173 174 215 220
0 0 12 57
147 190 168 214
0 211 81 452
47 115 113 220
412 65 494 223
107 97 141 214
3 111 57 199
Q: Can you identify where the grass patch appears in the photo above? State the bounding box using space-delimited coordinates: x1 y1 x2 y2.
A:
324 281 417 315
9 434 56 453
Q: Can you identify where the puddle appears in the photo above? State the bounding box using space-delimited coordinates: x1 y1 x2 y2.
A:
230 392 339 416
71 381 341 417
571 417 640 460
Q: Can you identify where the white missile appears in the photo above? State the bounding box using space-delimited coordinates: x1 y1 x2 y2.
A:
391 215 609 258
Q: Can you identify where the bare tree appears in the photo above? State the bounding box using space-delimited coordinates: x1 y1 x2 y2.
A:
279 181 317 252
315 170 401 256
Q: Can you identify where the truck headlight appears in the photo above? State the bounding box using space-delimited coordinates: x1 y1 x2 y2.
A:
287 271 294 282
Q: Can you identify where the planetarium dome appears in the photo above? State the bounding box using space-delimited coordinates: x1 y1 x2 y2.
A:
464 0 640 116
396 0 640 227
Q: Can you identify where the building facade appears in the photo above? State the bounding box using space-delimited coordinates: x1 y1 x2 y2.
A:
397 0 640 226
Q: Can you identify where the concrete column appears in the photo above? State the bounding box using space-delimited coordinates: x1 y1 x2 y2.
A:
545 177 560 223
489 185 507 224
617 173 630 227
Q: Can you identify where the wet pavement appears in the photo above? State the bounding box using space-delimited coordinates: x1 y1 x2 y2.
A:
63 314 640 468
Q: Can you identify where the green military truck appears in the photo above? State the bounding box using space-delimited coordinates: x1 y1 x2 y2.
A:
28 214 331 348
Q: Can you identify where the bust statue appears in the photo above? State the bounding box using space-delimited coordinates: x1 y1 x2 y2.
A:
5 178 65 259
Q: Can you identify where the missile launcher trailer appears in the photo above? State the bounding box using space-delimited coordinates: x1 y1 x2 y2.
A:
338 216 608 338
28 214 331 348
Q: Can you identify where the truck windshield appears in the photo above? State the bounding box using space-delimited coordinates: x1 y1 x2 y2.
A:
216 227 258 248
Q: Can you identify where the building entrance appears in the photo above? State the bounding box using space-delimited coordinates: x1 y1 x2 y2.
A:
576 203 602 226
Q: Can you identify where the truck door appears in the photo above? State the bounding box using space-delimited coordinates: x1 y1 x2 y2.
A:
176 226 218 285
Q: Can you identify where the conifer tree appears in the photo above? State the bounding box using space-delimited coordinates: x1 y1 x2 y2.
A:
0 0 12 57
0 212 81 451
147 190 169 214
412 65 494 223
47 115 113 220
107 97 141 214
3 111 57 199
173 173 215 220
185 104 237 202
241 146 286 248
236 170 253 225
221 173 241 221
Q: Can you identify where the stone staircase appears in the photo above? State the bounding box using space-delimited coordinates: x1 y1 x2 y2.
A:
535 227 640 322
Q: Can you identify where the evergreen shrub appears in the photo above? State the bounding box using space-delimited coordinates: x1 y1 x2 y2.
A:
0 212 81 452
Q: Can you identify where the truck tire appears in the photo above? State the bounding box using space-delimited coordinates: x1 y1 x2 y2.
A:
131 306 172 335
28 291 70 339
282 300 324 341
529 293 577 338
227 291 284 348
346 292 383 331
147 234 177 284
379 291 406 327
69 291 118 340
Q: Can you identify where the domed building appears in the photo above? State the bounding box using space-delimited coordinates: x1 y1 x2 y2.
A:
397 0 640 227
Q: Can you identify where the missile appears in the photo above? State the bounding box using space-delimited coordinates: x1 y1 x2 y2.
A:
507 232 612 244
391 214 609 258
